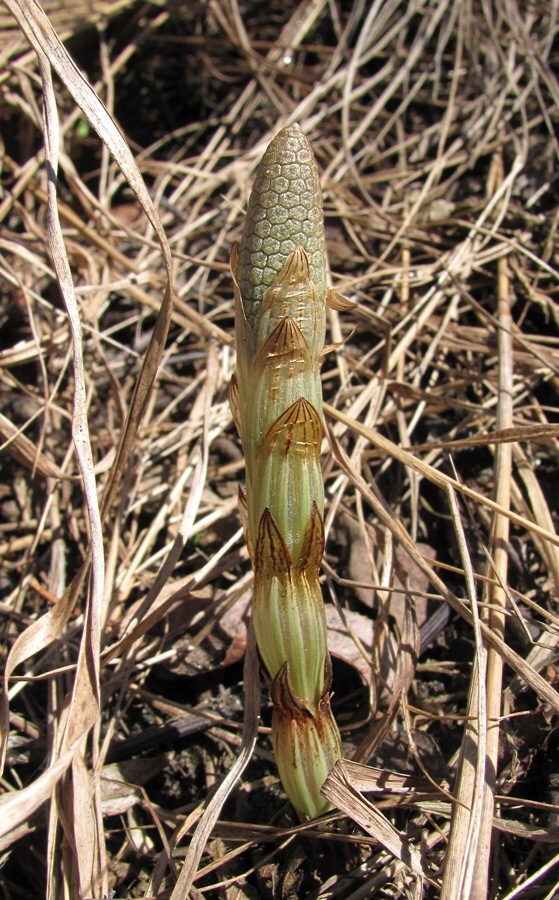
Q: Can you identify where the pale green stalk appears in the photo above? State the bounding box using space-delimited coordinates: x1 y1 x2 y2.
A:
230 124 344 819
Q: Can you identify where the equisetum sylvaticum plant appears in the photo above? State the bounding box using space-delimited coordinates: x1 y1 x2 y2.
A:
230 124 353 819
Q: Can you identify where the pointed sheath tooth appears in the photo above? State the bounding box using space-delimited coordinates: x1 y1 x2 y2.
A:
249 317 322 470
270 649 334 715
326 287 359 311
231 241 254 370
322 644 334 694
237 124 327 330
237 485 253 560
272 694 342 820
228 373 242 440
257 246 312 338
230 243 246 332
296 501 324 573
271 660 309 713
251 315 319 414
230 241 240 280
251 401 323 562
255 247 324 362
252 315 312 388
263 396 322 461
234 125 343 819
254 507 291 579
253 509 328 710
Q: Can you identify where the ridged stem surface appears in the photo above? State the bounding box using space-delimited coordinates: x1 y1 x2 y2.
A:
230 124 341 819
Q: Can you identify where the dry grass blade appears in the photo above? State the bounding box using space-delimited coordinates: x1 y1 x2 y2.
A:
502 849 559 900
1 0 175 892
512 441 559 595
326 404 559 551
322 759 430 884
2 1 559 896
0 53 106 891
327 420 559 713
37 50 105 897
353 581 419 762
331 759 450 798
440 487 487 900
470 155 515 900
168 630 260 899
0 412 69 479
0 745 77 852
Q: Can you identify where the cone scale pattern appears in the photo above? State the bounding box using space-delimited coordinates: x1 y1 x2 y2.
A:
230 124 342 819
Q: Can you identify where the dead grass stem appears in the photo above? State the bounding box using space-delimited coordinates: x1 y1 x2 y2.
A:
1 1 559 897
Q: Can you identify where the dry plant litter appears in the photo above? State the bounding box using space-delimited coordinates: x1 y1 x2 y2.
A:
0 0 559 898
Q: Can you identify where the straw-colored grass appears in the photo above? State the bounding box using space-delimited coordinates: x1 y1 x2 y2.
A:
1 1 559 897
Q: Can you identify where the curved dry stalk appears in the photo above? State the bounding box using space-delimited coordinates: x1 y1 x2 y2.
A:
0 2 176 891
2 0 559 893
231 124 345 819
470 155 514 900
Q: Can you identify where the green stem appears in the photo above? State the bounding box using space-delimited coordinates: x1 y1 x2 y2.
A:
231 124 342 819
